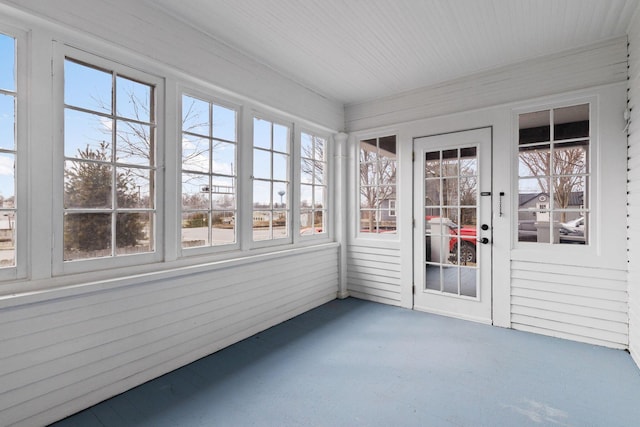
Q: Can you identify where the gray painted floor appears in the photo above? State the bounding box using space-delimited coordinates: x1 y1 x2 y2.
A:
51 298 640 427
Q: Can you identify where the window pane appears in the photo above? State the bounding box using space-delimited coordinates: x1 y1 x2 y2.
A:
0 209 15 267
65 109 112 159
442 150 458 177
211 177 235 209
273 211 288 239
0 34 15 92
182 95 210 137
212 141 235 175
314 210 325 231
300 184 312 208
253 210 271 241
182 134 209 173
117 168 151 208
253 180 270 209
182 211 209 248
182 173 209 210
116 121 152 166
460 147 477 176
314 187 325 209
212 104 236 141
0 153 15 202
273 153 288 181
116 76 151 122
253 118 271 149
0 93 15 150
519 110 550 144
64 60 112 113
116 212 152 254
301 133 313 159
553 175 586 209
273 182 287 208
459 177 477 206
442 178 458 206
558 211 587 245
519 145 550 178
273 123 288 153
425 151 440 177
360 139 378 162
212 211 235 245
64 213 111 260
518 177 549 195
64 160 112 209
553 141 588 175
425 179 440 206
554 104 589 140
253 149 271 179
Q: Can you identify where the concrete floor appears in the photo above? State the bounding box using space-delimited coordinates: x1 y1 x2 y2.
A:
51 298 640 426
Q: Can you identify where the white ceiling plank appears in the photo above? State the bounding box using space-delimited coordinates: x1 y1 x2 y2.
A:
148 0 640 105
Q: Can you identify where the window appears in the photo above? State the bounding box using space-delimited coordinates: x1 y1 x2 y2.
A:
0 33 16 268
181 94 237 249
517 104 590 245
300 132 327 236
253 117 291 242
63 58 157 261
359 135 397 234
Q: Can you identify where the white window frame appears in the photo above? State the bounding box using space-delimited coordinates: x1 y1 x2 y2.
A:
250 112 293 248
179 88 241 257
0 25 26 281
355 133 398 239
298 128 331 240
513 96 596 251
52 44 165 276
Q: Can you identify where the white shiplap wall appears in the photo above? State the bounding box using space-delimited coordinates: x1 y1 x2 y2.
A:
0 245 339 427
627 8 640 368
347 242 402 306
511 261 628 348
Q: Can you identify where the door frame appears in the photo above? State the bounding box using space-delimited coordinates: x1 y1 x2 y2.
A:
412 126 494 324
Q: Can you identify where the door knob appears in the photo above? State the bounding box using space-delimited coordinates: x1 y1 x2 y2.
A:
479 237 489 244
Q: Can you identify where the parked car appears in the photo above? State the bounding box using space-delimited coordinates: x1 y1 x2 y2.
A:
426 216 477 264
559 216 585 244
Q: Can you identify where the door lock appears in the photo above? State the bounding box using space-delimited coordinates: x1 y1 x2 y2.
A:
481 224 489 231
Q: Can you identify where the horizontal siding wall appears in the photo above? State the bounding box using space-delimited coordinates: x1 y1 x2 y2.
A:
0 245 339 427
345 36 628 131
628 8 640 368
347 243 401 306
511 261 628 349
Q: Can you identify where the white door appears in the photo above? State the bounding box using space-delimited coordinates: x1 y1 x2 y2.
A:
413 128 492 324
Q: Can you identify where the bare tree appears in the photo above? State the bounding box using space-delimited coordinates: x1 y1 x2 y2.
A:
359 143 396 232
519 143 586 222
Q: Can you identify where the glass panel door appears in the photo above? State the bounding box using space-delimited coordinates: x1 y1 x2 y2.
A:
413 128 492 324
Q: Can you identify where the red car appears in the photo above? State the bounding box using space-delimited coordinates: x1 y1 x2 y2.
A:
426 217 477 264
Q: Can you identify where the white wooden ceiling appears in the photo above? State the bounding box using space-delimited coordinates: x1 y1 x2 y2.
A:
150 0 639 105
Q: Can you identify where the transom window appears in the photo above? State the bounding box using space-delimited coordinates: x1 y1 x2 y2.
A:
63 58 156 260
181 94 237 249
517 104 590 245
359 135 397 235
0 33 16 268
300 132 327 236
252 117 291 242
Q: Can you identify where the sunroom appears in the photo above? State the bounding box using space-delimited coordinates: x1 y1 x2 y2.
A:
1 0 640 425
